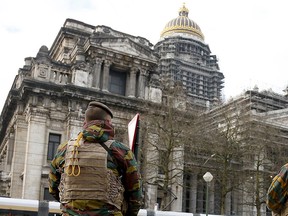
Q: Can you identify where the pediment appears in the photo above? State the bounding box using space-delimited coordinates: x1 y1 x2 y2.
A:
97 38 156 60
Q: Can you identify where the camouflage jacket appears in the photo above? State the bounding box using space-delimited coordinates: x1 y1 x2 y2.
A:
49 139 142 216
267 163 288 214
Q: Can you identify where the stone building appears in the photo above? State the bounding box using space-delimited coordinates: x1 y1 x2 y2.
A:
155 4 224 108
181 89 288 215
3 3 277 215
0 18 161 201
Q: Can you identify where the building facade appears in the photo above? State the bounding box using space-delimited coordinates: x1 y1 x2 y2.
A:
1 4 286 216
155 4 224 108
181 89 288 215
0 18 161 201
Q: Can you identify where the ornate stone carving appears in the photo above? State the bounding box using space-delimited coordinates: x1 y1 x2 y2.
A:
103 27 110 34
38 67 48 78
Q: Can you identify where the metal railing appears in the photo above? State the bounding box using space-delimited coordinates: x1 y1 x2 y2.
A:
0 197 222 216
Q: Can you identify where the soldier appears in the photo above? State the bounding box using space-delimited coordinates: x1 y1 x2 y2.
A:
267 163 288 216
49 101 142 216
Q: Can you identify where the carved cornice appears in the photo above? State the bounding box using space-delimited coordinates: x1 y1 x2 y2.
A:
24 106 49 122
0 72 154 142
71 61 92 72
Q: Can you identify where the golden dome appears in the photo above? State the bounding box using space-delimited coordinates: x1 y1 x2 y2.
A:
160 3 204 41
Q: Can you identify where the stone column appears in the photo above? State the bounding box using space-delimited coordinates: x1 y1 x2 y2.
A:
191 173 198 213
225 188 231 215
92 58 102 89
197 179 204 213
232 190 238 215
138 69 147 99
209 180 215 214
125 73 130 96
102 60 111 92
171 147 184 211
10 115 28 198
182 179 187 211
128 67 138 97
22 110 48 199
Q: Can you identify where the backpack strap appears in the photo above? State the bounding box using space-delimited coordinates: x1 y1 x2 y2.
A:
99 140 114 155
99 140 123 176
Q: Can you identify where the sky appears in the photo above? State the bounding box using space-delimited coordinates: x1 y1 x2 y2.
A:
1 0 288 112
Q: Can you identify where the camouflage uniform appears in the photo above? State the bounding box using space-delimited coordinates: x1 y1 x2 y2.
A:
49 122 142 216
267 163 288 215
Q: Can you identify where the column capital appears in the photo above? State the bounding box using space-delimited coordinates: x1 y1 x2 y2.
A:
104 60 112 67
130 67 139 74
95 58 103 65
140 68 149 77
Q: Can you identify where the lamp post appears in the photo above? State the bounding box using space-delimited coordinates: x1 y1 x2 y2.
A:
203 172 213 216
203 154 216 166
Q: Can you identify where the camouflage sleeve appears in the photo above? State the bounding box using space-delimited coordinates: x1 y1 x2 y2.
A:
111 142 142 216
267 164 288 213
48 142 67 202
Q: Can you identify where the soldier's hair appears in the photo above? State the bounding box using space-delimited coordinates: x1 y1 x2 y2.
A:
85 106 111 122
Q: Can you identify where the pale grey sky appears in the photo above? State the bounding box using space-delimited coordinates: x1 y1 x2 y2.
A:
1 0 288 112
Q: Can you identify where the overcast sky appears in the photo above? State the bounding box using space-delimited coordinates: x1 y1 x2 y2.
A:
1 0 288 112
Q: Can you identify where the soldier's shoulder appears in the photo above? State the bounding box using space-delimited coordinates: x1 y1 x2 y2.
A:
110 140 130 151
57 141 69 151
69 137 77 141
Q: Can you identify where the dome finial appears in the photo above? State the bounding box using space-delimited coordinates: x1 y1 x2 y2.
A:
179 2 189 16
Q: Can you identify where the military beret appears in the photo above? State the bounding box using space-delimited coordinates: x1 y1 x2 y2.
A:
88 101 113 118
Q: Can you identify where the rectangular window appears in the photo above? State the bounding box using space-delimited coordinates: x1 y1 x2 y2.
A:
109 70 126 96
47 133 61 160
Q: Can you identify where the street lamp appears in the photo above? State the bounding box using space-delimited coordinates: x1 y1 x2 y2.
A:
203 154 216 166
203 172 213 216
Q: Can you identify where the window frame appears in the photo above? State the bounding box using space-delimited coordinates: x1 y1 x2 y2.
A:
109 70 127 96
47 133 61 160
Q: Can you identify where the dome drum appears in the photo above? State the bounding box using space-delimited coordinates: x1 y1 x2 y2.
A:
160 4 205 42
